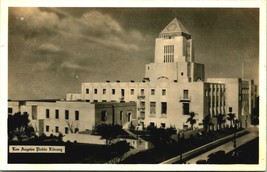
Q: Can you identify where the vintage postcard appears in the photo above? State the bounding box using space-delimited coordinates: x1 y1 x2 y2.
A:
0 0 266 171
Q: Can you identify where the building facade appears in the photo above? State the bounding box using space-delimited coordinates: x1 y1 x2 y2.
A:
8 18 257 135
8 100 136 136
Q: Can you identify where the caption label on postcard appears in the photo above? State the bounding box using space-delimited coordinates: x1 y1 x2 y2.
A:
9 145 65 153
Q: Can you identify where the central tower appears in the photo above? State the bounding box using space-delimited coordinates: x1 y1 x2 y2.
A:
145 18 204 83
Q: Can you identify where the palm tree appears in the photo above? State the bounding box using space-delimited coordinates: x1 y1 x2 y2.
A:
216 113 226 130
186 112 198 130
202 114 213 133
227 113 236 128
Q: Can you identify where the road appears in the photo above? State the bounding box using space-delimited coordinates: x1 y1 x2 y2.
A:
186 127 259 164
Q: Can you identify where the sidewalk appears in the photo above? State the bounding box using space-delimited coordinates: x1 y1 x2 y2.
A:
186 127 259 164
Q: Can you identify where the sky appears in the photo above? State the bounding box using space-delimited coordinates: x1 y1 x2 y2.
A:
8 8 259 100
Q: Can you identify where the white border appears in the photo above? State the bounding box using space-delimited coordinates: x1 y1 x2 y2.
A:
0 0 266 171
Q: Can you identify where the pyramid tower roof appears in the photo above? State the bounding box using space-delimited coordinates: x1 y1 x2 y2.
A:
160 18 190 36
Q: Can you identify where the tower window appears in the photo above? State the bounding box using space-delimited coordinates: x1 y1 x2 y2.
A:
181 72 184 76
162 89 166 95
151 89 155 95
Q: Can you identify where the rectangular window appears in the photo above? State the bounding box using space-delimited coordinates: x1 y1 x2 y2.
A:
86 88 89 94
65 110 69 120
101 111 107 122
46 125 49 132
130 89 134 95
150 122 155 127
93 100 98 102
46 109 50 118
120 111 123 121
229 107 232 113
55 109 59 119
121 89 125 96
75 111 79 120
103 89 106 94
65 127 69 134
150 102 156 114
86 99 90 102
161 102 167 114
8 108 13 114
94 89 97 94
161 123 166 128
183 103 190 115
183 90 189 99
151 89 155 95
55 126 59 133
112 89 116 95
162 89 166 95
141 89 145 95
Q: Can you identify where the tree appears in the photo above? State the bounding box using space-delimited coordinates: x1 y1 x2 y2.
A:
186 112 198 130
8 112 35 141
202 114 213 133
148 126 177 148
227 113 236 128
216 113 226 130
109 140 131 163
96 124 123 145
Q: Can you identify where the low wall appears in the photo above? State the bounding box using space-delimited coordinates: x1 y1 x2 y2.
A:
63 133 106 145
171 128 204 142
160 130 248 164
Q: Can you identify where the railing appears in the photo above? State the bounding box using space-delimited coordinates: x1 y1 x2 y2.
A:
179 96 191 102
137 95 145 100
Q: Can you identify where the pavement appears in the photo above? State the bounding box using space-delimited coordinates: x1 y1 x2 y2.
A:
186 127 259 164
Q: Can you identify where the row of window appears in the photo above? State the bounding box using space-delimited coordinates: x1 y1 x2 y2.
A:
164 45 174 54
85 88 167 96
149 102 167 115
46 109 79 120
164 55 174 63
45 125 78 134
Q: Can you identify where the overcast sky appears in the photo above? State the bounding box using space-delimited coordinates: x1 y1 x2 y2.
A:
8 8 259 100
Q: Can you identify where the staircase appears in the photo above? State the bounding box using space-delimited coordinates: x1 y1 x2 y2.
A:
123 128 146 150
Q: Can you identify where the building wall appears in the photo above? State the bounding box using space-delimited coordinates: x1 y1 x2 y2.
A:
8 100 137 136
207 78 256 127
77 81 226 129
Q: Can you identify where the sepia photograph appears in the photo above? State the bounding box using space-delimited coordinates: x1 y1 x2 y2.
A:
1 0 266 171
